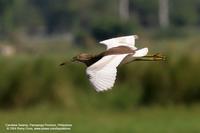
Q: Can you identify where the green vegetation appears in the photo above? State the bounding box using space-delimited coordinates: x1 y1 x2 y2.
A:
0 35 200 109
0 106 200 133
0 1 200 132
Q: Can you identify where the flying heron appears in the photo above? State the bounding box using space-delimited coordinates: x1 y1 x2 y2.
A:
60 35 166 92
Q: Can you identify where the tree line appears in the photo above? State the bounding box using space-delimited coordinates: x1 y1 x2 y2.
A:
0 0 199 38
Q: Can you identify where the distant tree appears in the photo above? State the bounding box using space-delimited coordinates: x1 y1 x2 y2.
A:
171 0 198 27
0 0 14 35
119 0 130 21
0 0 13 15
159 0 169 28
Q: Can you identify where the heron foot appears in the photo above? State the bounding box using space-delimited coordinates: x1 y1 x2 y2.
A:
153 53 167 61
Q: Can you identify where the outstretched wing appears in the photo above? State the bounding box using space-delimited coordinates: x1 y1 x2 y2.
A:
100 35 138 50
86 54 128 92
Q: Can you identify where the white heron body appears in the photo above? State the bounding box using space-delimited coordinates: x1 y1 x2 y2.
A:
86 35 148 92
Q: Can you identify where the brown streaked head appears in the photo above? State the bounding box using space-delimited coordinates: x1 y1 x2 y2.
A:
72 53 93 62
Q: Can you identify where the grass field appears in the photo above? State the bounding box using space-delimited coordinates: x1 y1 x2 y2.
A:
1 106 200 133
0 33 200 133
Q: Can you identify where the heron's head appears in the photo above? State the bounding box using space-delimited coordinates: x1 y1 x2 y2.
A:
72 53 93 62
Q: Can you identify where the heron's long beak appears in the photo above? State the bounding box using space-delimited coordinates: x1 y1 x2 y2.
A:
60 61 68 66
59 57 77 66
60 57 78 66
71 56 77 62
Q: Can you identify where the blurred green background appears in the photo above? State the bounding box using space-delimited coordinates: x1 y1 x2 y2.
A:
0 0 200 132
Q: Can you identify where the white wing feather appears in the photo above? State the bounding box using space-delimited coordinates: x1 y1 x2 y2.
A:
133 48 148 57
100 35 138 50
86 54 128 92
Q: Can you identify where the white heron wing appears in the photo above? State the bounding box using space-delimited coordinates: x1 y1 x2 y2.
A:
100 35 138 50
86 54 128 92
133 47 148 57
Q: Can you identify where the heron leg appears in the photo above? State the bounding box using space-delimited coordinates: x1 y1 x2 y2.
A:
134 53 166 61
